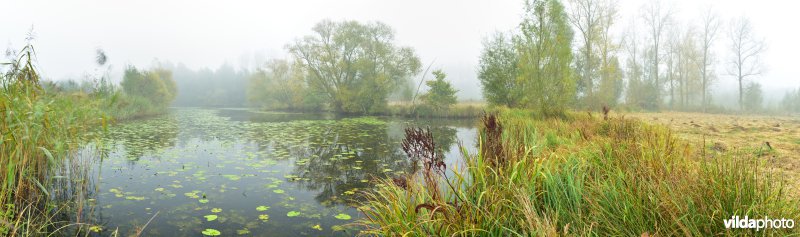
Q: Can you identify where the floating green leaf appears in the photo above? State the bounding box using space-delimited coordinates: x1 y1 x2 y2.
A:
256 205 269 211
211 208 222 213
237 228 251 235
202 228 221 236
287 211 300 217
204 214 218 221
89 225 102 232
273 189 285 194
258 214 270 221
334 213 351 220
222 174 241 181
312 224 323 231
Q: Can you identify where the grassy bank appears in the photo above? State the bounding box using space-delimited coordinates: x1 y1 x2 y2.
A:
0 45 170 236
385 102 485 119
358 108 799 236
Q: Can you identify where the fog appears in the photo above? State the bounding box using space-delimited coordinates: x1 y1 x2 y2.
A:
2 0 799 104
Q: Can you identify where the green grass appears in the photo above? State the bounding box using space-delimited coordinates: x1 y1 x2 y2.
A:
358 108 800 236
385 102 485 118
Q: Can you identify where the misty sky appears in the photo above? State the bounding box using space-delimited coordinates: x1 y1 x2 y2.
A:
2 0 799 103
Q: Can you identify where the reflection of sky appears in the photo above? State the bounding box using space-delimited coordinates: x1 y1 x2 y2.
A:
75 108 476 236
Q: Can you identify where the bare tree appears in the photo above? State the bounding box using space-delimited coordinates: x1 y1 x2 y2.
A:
641 0 673 108
623 18 640 105
567 0 603 101
567 0 619 107
727 16 765 111
698 8 719 112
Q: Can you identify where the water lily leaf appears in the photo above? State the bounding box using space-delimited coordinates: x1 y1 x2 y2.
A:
256 205 269 211
258 214 270 221
334 213 351 220
223 174 241 181
287 211 300 217
199 199 209 204
312 224 323 231
211 208 222 213
237 228 251 235
89 225 102 232
202 228 221 236
273 189 285 194
204 214 218 221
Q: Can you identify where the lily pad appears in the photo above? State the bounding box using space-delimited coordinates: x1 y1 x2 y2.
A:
204 214 218 221
256 205 269 211
237 228 251 235
312 224 323 231
89 225 102 232
211 208 222 213
202 228 221 236
258 214 270 221
287 211 300 217
334 213 351 220
273 189 285 194
222 174 241 181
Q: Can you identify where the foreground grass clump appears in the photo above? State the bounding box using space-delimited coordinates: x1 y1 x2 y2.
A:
359 108 799 236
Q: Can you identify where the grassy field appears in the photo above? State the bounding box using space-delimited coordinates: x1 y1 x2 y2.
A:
626 111 800 197
358 108 799 236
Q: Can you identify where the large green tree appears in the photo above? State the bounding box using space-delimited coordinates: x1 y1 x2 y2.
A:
478 0 575 116
288 20 421 114
517 0 576 116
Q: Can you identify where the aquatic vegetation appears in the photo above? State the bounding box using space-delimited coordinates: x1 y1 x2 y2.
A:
201 228 221 236
255 206 269 211
88 226 102 233
312 224 323 230
203 215 218 221
334 213 351 220
287 211 301 217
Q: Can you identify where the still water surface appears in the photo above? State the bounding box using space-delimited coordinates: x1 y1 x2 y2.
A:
77 108 476 236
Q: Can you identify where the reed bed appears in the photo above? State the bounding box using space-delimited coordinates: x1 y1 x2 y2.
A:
1 44 162 236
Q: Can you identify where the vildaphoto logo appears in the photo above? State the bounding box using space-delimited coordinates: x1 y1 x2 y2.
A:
724 216 795 231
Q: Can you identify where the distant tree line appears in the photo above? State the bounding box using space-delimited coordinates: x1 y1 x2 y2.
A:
478 0 770 114
166 63 248 108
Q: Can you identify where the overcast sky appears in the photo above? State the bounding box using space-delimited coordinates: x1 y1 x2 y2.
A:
2 0 798 102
